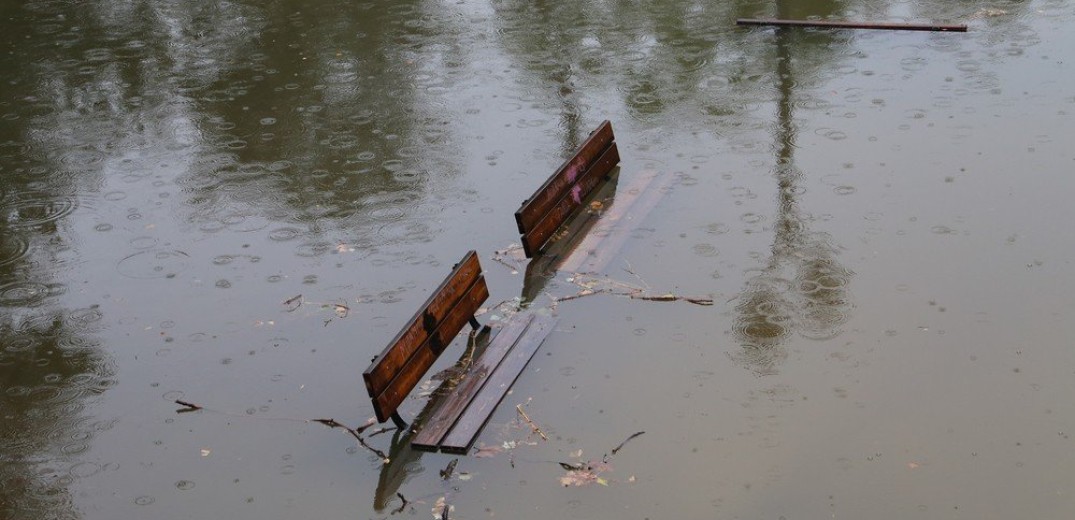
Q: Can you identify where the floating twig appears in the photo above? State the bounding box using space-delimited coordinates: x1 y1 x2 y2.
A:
492 246 526 273
629 292 714 306
605 431 645 461
313 417 389 462
171 400 392 463
621 260 651 291
553 288 606 303
366 426 397 438
174 399 202 413
282 294 303 311
492 255 519 272
516 404 548 441
561 274 714 306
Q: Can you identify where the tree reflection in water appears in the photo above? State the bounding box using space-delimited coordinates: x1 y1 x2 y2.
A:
732 0 854 375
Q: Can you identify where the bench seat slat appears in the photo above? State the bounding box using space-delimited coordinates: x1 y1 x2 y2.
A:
371 276 489 423
520 143 620 257
515 121 615 234
557 172 670 274
363 252 482 399
439 313 558 454
411 313 537 451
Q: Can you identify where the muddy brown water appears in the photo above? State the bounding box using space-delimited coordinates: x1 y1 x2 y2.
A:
2 0 1073 518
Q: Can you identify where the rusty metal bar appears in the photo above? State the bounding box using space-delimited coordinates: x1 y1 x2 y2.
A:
736 18 968 32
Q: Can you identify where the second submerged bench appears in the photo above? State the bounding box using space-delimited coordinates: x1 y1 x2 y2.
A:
362 251 557 454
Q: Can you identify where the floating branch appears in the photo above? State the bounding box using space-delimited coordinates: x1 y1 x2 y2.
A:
737 18 968 32
313 417 390 462
609 431 645 458
557 274 714 306
516 404 548 441
550 288 607 303
629 293 714 306
170 399 391 462
174 399 203 413
282 294 303 311
366 426 397 438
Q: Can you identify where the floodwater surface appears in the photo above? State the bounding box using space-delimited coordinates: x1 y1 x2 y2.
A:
2 0 1074 518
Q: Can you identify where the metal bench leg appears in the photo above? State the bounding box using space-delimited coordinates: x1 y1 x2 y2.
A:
469 317 481 330
390 412 407 431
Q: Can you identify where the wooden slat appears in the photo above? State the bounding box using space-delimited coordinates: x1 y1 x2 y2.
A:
371 277 489 423
515 121 615 234
411 313 537 451
363 251 482 398
520 143 620 257
736 18 968 32
557 172 670 274
439 314 558 454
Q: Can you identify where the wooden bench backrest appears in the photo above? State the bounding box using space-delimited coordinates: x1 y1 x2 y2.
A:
514 120 620 257
363 251 489 423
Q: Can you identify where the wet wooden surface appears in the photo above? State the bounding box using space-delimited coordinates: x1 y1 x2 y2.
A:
411 313 537 451
736 18 968 32
557 172 672 274
515 120 619 256
439 313 558 453
520 144 620 256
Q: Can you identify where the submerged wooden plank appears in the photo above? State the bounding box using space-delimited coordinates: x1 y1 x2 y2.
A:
520 143 620 257
439 314 558 454
557 172 671 274
363 251 483 398
411 313 537 451
515 121 615 234
371 278 489 423
736 18 968 32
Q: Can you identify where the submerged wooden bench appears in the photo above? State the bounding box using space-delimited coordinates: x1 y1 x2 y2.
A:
363 251 488 430
363 251 558 454
515 120 621 257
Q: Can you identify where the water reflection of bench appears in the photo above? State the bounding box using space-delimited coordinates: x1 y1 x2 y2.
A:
362 251 557 453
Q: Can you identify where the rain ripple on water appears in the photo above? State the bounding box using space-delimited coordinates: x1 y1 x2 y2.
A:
2 191 78 228
116 249 191 279
0 233 30 267
0 282 65 308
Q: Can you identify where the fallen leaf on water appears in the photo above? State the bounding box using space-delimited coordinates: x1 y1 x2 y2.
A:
560 469 602 487
432 497 453 519
559 460 613 487
570 449 583 459
907 462 920 469
333 304 349 318
200 449 211 457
